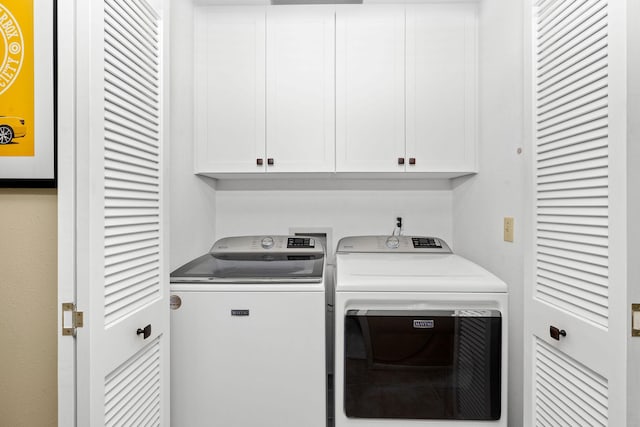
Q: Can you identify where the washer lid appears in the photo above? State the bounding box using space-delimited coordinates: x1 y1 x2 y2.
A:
337 235 452 254
171 235 325 283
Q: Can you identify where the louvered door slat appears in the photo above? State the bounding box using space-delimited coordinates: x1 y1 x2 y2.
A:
536 186 608 201
538 62 607 103
106 104 159 135
536 107 606 139
538 0 604 56
537 267 607 296
538 148 607 171
105 141 159 163
538 171 607 190
534 339 608 426
537 280 607 313
537 118 607 147
105 339 161 427
104 271 159 302
104 39 157 83
537 196 607 207
103 36 157 84
538 24 606 80
103 0 161 326
537 136 606 161
538 46 606 99
537 94 607 131
114 0 158 41
104 58 159 99
538 229 608 248
105 75 158 114
106 178 159 195
537 176 607 193
537 0 579 32
104 5 157 60
105 56 159 97
537 86 606 123
538 80 607 117
105 161 159 182
538 247 606 271
538 233 608 255
104 232 158 252
105 221 158 234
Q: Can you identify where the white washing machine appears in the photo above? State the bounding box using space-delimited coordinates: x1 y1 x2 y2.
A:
170 236 326 427
334 236 507 427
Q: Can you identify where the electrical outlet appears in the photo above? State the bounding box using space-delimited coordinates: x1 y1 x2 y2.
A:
504 217 514 242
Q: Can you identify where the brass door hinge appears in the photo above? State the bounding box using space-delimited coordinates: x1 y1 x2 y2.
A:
633 304 640 337
62 303 84 336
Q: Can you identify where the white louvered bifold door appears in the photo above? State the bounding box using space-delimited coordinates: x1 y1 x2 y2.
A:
524 0 617 425
71 0 169 425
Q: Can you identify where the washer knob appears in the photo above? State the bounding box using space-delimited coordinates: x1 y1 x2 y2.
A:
385 236 400 249
261 237 275 249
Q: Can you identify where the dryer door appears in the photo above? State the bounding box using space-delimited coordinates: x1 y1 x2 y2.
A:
344 309 501 420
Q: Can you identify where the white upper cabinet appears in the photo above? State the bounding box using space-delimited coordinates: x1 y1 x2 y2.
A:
406 4 477 173
266 6 335 172
194 7 266 173
335 5 405 173
194 4 478 178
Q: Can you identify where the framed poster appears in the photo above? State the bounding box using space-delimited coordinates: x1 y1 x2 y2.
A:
0 0 55 187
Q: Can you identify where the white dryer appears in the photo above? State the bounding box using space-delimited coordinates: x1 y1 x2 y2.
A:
170 236 326 427
334 236 507 427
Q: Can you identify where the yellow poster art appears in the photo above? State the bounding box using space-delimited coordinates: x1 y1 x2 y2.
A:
0 0 33 156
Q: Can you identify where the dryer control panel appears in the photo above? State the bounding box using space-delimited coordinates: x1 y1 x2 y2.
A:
336 236 452 254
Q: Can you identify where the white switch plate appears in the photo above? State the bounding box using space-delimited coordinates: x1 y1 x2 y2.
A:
504 217 514 242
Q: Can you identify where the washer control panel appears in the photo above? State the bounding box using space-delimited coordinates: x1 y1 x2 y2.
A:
211 235 322 255
287 237 315 248
337 236 452 254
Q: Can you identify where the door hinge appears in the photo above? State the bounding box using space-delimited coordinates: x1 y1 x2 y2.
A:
62 303 84 336
632 304 640 337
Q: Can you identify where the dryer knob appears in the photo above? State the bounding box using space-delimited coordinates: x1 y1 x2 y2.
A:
261 237 275 249
385 236 400 249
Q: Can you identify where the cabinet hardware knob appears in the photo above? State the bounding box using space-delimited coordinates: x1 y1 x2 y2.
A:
267 158 274 166
549 325 566 341
137 324 152 340
256 158 263 166
398 157 405 165
409 158 416 165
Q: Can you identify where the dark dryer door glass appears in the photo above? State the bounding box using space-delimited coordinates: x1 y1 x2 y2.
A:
344 309 501 420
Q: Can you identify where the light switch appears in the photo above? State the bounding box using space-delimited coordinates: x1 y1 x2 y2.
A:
504 217 514 242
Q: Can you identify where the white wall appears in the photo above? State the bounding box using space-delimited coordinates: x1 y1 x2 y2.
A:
214 181 454 259
452 0 525 425
170 0 218 270
0 190 57 427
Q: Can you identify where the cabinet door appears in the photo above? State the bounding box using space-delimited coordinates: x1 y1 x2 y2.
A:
266 6 335 173
194 7 266 173
406 4 477 173
336 5 405 172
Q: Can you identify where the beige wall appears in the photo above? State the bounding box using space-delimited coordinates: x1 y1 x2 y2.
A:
0 189 57 427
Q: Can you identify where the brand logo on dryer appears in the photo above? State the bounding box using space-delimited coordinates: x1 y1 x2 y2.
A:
413 319 434 329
